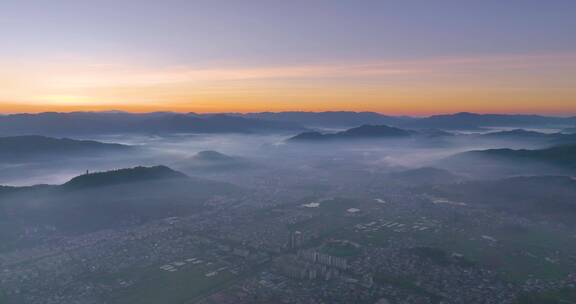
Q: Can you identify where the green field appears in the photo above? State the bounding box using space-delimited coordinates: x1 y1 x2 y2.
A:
109 263 239 304
374 273 443 304
515 288 576 304
0 289 8 304
320 241 361 257
435 226 576 282
335 213 576 282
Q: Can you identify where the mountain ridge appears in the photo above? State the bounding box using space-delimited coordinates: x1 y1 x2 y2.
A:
288 124 417 142
0 135 131 162
62 165 188 189
0 112 305 136
1 111 574 136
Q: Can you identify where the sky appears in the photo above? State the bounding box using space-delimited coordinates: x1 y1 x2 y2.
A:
1 0 575 115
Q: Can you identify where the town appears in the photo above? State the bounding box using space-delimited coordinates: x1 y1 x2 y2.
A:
2 169 576 304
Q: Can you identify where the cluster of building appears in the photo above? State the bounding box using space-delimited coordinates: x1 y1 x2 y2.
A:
2 170 576 304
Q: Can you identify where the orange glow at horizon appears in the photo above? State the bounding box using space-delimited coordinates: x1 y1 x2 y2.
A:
1 53 576 116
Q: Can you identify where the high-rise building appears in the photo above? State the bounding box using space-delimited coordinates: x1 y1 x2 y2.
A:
289 230 303 249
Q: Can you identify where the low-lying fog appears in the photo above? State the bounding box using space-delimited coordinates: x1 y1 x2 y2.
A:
0 127 557 186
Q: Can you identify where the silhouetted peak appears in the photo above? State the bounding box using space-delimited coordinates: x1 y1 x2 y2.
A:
339 124 414 137
63 165 187 189
192 150 235 162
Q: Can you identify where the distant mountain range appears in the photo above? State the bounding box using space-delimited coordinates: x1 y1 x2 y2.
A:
479 129 553 139
234 111 575 130
451 144 576 169
288 124 576 146
0 135 131 162
441 144 576 178
288 125 417 142
0 111 573 136
475 129 576 146
400 112 576 130
235 111 412 128
0 112 304 136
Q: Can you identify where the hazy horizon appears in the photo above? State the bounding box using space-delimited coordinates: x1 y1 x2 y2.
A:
1 110 576 117
3 2 576 304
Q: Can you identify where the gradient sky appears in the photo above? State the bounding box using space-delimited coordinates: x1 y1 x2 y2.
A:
1 0 576 115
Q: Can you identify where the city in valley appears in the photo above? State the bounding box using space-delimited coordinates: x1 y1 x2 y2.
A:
1 112 576 304
2 1 576 303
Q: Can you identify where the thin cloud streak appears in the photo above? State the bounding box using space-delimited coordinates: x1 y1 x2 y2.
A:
0 52 575 114
5 52 575 89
